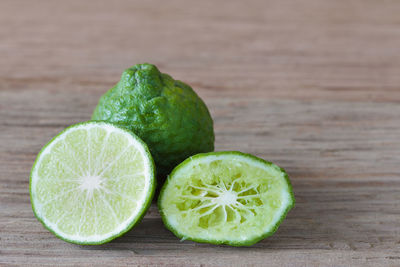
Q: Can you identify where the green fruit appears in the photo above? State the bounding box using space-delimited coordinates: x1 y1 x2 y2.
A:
30 121 156 245
158 151 294 246
92 63 214 180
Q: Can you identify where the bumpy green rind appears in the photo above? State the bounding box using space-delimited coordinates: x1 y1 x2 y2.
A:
30 121 157 245
158 151 295 247
92 63 215 181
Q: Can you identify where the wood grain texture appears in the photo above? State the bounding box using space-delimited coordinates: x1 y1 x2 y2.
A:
1 0 399 266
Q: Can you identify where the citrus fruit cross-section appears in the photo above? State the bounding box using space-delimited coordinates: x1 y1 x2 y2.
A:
30 121 156 245
158 151 294 246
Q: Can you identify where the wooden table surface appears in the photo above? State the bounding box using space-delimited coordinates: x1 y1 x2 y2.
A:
1 0 399 266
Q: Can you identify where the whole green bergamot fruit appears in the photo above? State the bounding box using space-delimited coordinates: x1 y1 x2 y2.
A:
92 63 214 181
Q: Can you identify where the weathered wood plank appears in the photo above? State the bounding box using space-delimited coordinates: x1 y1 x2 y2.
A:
1 0 399 266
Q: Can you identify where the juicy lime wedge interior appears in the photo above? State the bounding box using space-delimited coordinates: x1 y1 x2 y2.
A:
30 122 155 244
158 151 294 246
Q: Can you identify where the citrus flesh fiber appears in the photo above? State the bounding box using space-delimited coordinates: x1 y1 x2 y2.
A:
158 152 294 246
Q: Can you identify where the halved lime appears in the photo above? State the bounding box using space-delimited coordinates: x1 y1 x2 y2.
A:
30 121 156 245
158 151 294 246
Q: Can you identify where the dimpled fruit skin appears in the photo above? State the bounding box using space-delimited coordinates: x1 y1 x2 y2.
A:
92 63 214 180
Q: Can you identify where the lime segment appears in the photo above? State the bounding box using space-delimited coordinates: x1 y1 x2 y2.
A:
30 122 156 244
158 151 294 246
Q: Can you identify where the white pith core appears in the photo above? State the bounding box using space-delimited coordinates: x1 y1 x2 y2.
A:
186 180 257 219
31 123 152 243
217 190 237 206
79 174 103 194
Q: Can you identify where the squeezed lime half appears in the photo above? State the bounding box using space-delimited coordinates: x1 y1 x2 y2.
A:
30 121 156 244
158 151 294 246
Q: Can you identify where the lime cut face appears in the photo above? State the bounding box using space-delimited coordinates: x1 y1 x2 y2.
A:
158 152 294 246
30 122 156 244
